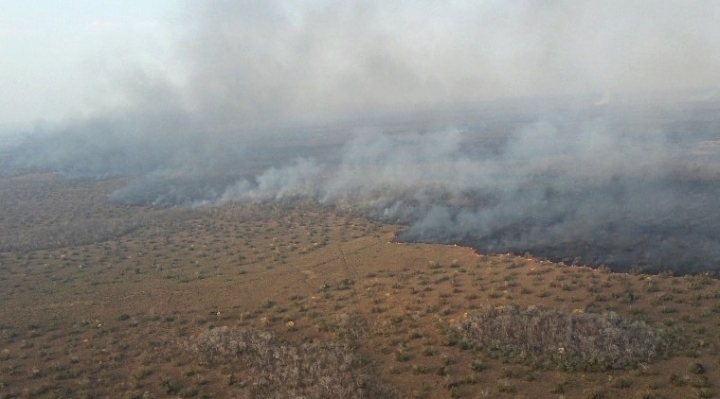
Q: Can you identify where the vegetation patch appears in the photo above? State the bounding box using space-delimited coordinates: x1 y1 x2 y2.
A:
185 326 396 399
452 306 683 371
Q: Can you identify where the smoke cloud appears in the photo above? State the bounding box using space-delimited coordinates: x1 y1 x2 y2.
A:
3 1 720 273
177 0 720 129
211 101 720 274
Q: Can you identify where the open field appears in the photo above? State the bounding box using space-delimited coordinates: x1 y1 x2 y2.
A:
2 173 720 398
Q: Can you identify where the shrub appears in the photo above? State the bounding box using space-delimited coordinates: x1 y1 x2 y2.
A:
452 306 682 371
184 326 396 399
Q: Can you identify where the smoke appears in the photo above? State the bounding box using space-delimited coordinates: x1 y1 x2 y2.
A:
208 103 720 274
219 158 323 203
3 1 720 273
177 0 720 129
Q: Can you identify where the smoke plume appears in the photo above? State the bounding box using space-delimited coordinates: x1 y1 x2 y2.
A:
3 1 720 273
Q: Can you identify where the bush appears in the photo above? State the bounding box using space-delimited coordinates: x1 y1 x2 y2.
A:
452 306 682 371
184 326 396 399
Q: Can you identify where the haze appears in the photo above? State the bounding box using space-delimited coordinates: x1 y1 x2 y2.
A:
3 1 720 274
2 1 718 128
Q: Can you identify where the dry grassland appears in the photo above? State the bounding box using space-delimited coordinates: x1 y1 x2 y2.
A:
1 173 719 398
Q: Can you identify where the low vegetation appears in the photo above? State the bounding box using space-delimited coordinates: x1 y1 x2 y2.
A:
1 173 720 398
453 306 683 371
185 326 396 399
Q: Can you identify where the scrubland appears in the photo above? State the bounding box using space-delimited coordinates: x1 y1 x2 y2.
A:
1 173 719 398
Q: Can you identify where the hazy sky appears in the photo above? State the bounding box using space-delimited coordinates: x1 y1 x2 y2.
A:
1 1 719 129
0 0 180 126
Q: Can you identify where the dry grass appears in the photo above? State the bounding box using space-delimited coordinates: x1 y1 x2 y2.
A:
2 173 720 398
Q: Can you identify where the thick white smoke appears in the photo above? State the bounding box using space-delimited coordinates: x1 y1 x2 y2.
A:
3 1 720 273
206 102 720 274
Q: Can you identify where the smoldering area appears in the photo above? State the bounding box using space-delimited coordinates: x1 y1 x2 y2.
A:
5 97 720 274
3 1 720 274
